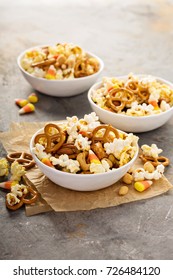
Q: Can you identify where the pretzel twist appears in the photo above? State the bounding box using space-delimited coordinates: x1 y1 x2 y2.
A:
6 186 38 211
6 152 35 169
140 154 170 167
34 123 66 153
92 125 119 143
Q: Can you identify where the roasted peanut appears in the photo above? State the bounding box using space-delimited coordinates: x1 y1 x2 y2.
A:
144 161 155 173
122 173 133 184
118 186 129 196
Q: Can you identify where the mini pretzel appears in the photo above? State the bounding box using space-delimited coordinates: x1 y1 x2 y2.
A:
92 125 119 143
109 88 134 112
56 143 80 159
6 186 38 211
6 152 35 170
34 123 66 153
140 154 170 167
31 58 56 68
125 79 139 94
91 142 107 160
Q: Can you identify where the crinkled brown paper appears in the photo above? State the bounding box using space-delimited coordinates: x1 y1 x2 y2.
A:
0 121 172 216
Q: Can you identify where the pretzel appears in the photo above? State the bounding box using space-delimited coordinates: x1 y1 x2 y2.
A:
31 58 56 68
140 154 170 167
6 186 38 211
125 79 139 94
108 88 134 112
56 143 80 159
34 123 66 153
91 142 107 160
92 125 119 143
6 152 35 170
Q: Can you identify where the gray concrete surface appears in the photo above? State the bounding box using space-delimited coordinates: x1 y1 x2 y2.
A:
0 0 173 260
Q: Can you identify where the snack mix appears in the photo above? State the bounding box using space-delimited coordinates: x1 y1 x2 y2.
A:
0 153 38 210
21 43 100 80
32 112 139 174
92 73 173 116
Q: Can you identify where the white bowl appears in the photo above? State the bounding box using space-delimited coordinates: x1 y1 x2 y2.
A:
88 75 173 133
30 127 139 192
17 45 104 97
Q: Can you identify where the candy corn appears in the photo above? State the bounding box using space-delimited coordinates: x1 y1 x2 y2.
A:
0 180 18 190
149 100 160 110
41 158 54 168
28 93 38 103
45 65 56 80
19 103 35 115
89 150 101 164
15 99 28 108
134 180 153 192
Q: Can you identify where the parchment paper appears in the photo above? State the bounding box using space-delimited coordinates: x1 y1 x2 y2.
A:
0 122 172 216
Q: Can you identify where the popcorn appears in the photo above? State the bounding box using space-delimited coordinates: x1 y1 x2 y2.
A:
74 134 91 151
6 193 20 206
141 144 162 159
133 164 165 181
0 158 9 177
10 161 26 181
32 143 51 160
11 183 28 198
104 133 138 160
50 155 80 174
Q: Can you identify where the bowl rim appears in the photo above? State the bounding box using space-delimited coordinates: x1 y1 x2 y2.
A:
30 126 139 178
88 74 173 120
17 44 104 82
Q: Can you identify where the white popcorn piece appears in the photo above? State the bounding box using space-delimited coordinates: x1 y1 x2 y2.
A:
90 162 105 174
160 100 170 111
32 143 51 160
10 161 26 181
50 155 80 173
74 134 91 151
6 193 20 206
134 164 165 181
141 144 162 159
11 184 28 198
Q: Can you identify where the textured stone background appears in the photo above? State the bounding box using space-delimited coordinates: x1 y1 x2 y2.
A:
0 0 173 259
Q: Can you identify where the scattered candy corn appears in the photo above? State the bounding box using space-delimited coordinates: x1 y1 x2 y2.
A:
41 158 54 168
19 103 35 115
15 99 28 108
0 180 18 190
134 180 153 192
28 93 38 103
89 150 101 164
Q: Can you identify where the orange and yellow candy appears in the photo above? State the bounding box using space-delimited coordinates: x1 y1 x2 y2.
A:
134 180 153 192
89 150 101 164
41 158 54 168
15 99 28 108
28 93 38 103
0 180 18 190
19 103 35 114
149 100 160 110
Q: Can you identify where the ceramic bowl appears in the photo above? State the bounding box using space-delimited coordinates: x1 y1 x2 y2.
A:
30 126 139 192
17 45 104 97
88 75 173 133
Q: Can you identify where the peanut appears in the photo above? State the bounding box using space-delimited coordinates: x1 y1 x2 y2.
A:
119 186 129 196
144 161 155 173
122 173 133 184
